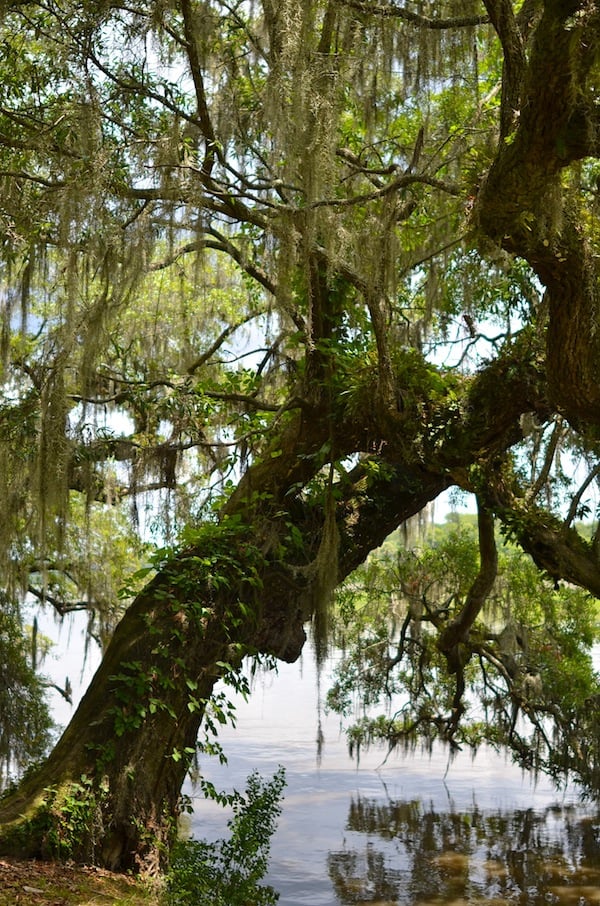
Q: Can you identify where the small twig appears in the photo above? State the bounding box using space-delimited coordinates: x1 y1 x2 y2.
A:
565 462 600 527
526 416 565 503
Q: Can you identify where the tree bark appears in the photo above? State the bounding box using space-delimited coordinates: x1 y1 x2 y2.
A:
0 334 562 872
476 1 600 429
437 503 497 663
4 0 600 876
0 464 449 871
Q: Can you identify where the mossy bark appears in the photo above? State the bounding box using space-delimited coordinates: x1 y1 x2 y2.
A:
0 443 452 871
0 328 597 872
476 2 600 429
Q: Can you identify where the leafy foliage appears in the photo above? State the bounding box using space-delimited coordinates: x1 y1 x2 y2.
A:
0 598 53 786
35 775 109 863
328 518 600 791
165 767 285 906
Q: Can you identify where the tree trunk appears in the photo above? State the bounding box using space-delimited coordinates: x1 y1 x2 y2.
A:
0 455 451 871
0 534 263 872
476 2 600 429
0 338 554 872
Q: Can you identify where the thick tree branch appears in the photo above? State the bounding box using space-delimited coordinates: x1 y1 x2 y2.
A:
475 2 600 428
486 470 600 597
482 0 526 137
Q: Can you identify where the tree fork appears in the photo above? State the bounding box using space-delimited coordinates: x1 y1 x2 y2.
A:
0 338 550 871
0 459 451 871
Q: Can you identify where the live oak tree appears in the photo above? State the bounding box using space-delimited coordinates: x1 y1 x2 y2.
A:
1 0 600 873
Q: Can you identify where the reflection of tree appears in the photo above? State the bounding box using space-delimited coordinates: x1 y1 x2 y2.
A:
328 796 600 905
329 847 402 905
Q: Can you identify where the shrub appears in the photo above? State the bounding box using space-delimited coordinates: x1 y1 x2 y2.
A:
165 766 286 906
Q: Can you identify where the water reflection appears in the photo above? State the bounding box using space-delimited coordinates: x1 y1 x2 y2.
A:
192 652 600 906
328 796 600 904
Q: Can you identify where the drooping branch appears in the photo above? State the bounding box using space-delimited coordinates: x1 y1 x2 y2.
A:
437 502 497 666
485 465 600 597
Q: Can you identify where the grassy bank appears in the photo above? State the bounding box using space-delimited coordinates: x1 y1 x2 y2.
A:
0 858 160 905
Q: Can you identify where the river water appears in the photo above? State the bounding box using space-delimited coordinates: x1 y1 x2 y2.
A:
40 610 600 904
190 650 600 906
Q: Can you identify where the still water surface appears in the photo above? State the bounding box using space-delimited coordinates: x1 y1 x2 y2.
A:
191 651 600 906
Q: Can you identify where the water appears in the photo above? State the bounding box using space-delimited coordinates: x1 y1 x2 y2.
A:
190 651 600 905
38 612 600 903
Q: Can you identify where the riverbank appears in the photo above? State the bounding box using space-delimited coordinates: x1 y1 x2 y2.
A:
0 858 160 905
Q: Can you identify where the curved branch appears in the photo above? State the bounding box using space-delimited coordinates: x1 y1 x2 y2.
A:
482 0 527 137
437 501 497 667
487 471 600 596
526 416 565 503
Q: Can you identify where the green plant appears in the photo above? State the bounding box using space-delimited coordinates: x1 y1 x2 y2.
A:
164 767 286 906
4 775 111 863
0 601 53 786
